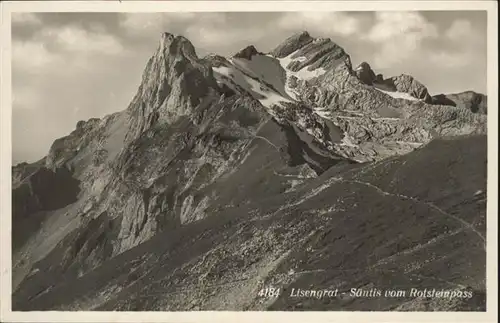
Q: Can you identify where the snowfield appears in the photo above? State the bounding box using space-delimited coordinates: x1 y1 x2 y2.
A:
212 63 292 113
277 51 327 81
230 56 290 99
374 87 419 101
213 51 330 120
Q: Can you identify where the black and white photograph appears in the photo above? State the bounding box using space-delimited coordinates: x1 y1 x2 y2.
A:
1 1 498 321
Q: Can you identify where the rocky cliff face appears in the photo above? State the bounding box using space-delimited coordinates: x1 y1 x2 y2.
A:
12 31 487 311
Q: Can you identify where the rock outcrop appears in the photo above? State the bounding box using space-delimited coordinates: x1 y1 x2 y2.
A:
433 91 487 114
272 33 485 162
271 31 314 58
355 62 377 85
385 74 433 103
12 166 81 250
233 45 261 60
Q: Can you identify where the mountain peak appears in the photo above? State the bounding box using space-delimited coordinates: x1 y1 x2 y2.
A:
122 31 218 142
270 31 350 73
233 45 261 60
355 61 377 85
157 32 197 59
271 31 314 58
295 30 311 39
160 31 174 42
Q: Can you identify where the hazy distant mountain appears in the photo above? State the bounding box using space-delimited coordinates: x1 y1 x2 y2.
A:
12 31 487 311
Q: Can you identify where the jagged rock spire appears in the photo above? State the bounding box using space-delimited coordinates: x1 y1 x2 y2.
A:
355 62 377 85
271 30 314 58
272 31 351 73
233 45 261 60
125 32 218 142
388 74 433 103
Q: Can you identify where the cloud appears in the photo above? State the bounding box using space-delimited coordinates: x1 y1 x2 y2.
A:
118 12 273 55
119 12 222 37
120 12 199 33
364 12 486 73
364 12 439 68
11 24 135 163
12 23 126 114
428 50 471 68
12 22 125 73
120 13 170 35
428 20 484 69
12 40 55 72
445 19 473 40
12 84 42 110
367 12 438 42
184 24 267 54
40 25 124 54
277 12 363 37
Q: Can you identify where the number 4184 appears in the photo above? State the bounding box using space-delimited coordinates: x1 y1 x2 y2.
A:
258 287 281 298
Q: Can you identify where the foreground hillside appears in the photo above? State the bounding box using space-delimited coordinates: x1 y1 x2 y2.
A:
12 31 487 311
13 134 487 311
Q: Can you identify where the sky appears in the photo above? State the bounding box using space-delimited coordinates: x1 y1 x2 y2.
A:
11 11 488 164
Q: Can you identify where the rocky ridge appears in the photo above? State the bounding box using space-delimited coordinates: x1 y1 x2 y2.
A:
11 31 487 311
432 91 487 114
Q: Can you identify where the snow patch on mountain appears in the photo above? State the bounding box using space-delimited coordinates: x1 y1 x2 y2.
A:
313 106 332 119
230 55 291 99
212 64 292 114
374 87 419 102
274 50 328 114
213 51 327 119
277 51 327 80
